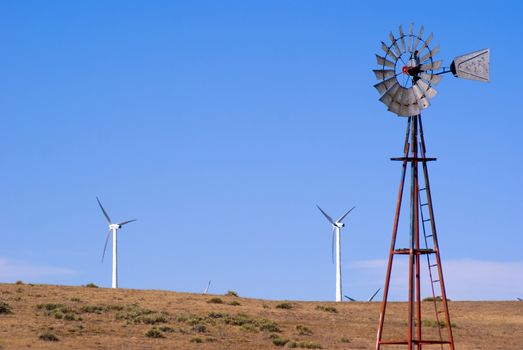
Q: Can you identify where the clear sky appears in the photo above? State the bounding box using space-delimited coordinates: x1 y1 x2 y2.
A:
0 1 521 301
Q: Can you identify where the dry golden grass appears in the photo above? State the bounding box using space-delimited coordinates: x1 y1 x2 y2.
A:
0 283 521 349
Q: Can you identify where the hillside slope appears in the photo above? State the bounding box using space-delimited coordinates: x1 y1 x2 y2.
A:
0 283 521 349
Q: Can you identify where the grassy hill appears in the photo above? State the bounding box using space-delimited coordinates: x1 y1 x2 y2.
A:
0 283 521 349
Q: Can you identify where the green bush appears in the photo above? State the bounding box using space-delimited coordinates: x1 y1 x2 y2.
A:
340 337 350 343
84 283 98 288
192 324 206 333
228 301 241 306
145 327 164 338
272 337 289 346
207 297 223 304
296 325 313 335
276 302 293 310
0 301 12 314
39 332 59 342
190 337 203 343
15 280 24 285
315 305 337 313
226 290 239 297
423 296 442 302
81 305 105 314
287 340 322 349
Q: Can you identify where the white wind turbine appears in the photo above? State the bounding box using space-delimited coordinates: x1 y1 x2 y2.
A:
317 205 355 302
97 197 136 289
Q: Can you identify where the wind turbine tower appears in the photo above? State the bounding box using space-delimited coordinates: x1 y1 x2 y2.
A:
97 197 136 289
317 205 355 302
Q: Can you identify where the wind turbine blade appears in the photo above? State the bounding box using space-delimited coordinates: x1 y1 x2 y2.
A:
344 295 356 302
204 280 211 294
337 206 356 223
316 205 335 225
101 229 111 263
368 288 381 302
96 197 112 224
118 219 137 226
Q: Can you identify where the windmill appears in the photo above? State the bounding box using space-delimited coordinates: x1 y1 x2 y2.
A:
316 205 355 302
97 197 136 289
372 24 489 350
344 288 381 302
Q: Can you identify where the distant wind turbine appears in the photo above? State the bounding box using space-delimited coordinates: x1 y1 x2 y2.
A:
317 205 355 302
204 280 211 294
344 288 381 302
97 197 136 289
518 298 522 301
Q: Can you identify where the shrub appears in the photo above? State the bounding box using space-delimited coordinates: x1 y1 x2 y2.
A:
423 296 442 302
84 283 98 288
15 280 24 285
296 325 313 336
421 319 457 328
287 341 322 349
190 337 203 343
37 303 64 311
241 323 258 332
145 327 164 338
315 305 337 313
272 337 289 346
276 302 293 310
226 290 239 297
39 332 59 342
340 337 350 343
158 326 175 333
0 301 12 314
228 301 241 306
259 320 280 332
192 324 206 333
115 305 169 324
207 311 226 319
207 297 223 304
70 297 82 303
81 305 105 314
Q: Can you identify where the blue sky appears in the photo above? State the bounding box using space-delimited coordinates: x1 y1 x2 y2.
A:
0 1 521 301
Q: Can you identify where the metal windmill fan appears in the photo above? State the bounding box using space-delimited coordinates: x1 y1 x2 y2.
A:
374 24 490 116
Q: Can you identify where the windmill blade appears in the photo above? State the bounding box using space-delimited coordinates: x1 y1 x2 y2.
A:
407 23 413 52
399 25 406 53
419 72 442 85
101 229 112 263
419 46 440 64
418 32 434 55
317 205 335 225
379 82 400 106
374 76 398 95
368 288 381 302
389 32 402 57
412 25 424 53
420 59 442 72
96 197 112 224
331 228 335 264
344 295 356 302
406 103 421 117
415 79 438 100
381 41 397 61
375 54 395 68
451 48 490 82
337 206 355 223
118 219 137 226
373 69 395 81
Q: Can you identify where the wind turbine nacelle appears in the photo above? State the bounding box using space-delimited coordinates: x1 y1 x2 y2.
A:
336 223 345 228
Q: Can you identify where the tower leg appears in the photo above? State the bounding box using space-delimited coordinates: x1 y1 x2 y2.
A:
376 117 412 350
